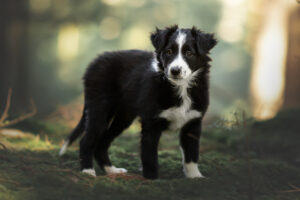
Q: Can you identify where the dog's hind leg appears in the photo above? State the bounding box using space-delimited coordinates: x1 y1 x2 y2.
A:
94 111 135 174
80 101 112 176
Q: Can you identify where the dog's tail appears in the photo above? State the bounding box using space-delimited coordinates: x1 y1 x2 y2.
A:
59 106 87 156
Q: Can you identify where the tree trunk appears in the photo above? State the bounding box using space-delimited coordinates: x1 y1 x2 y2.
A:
0 0 30 115
283 6 300 109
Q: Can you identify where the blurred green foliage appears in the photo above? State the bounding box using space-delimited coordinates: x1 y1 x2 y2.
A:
13 0 251 116
0 0 254 117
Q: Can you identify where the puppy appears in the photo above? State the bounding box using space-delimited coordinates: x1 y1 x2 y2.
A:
59 25 217 179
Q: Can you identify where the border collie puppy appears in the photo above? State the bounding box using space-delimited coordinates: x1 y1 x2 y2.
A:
59 25 217 179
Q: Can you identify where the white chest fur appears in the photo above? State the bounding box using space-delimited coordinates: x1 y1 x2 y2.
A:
159 84 202 131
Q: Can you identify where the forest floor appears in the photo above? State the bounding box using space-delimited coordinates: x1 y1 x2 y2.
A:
0 109 300 200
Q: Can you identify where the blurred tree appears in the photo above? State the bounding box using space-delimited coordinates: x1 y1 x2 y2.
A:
0 0 31 115
283 6 300 109
1 0 225 117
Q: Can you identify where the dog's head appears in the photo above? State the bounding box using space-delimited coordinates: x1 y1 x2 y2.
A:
151 25 217 84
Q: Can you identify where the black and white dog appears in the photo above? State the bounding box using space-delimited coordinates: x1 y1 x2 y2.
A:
59 25 217 179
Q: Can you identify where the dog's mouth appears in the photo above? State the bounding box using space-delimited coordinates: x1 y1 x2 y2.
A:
170 76 183 80
168 76 184 82
167 70 189 81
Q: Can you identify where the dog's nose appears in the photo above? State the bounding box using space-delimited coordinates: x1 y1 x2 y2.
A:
170 67 181 76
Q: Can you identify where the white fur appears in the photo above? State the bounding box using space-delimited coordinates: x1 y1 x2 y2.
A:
151 54 160 72
168 31 191 79
104 165 127 174
159 69 202 131
180 146 185 165
59 140 69 156
183 162 204 178
160 31 203 131
82 168 96 177
180 147 204 178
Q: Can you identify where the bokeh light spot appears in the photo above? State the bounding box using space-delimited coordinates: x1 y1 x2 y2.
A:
57 24 79 61
30 0 51 13
99 17 121 40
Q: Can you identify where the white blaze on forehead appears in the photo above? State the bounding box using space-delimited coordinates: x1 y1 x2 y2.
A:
168 31 191 79
176 30 186 50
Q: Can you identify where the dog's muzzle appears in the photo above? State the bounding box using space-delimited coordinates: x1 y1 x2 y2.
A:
169 66 182 79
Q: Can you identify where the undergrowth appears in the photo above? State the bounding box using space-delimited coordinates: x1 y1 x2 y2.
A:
0 109 300 200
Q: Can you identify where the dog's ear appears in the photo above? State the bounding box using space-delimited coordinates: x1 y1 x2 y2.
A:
191 27 217 54
202 33 217 51
151 25 178 51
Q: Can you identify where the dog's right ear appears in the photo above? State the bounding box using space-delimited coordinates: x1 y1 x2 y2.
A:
151 25 178 52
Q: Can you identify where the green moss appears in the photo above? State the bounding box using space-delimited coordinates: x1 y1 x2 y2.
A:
1 109 300 199
11 118 70 142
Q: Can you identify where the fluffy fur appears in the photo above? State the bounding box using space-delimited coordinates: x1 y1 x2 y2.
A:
60 25 217 179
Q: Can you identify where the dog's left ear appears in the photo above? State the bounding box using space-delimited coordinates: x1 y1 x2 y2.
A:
192 27 217 54
151 25 178 52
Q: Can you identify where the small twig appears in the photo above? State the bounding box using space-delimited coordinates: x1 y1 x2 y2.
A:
289 183 300 190
0 98 37 128
280 189 300 193
104 173 146 182
0 88 12 124
54 168 75 172
0 177 20 186
60 160 79 166
280 183 300 193
0 142 7 150
188 133 198 141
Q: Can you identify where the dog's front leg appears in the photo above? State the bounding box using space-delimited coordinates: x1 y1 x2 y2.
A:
179 118 204 178
141 127 162 179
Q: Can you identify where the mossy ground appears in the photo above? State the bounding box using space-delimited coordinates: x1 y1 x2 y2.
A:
0 110 300 200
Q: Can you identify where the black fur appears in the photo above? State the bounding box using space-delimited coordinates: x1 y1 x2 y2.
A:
63 26 217 179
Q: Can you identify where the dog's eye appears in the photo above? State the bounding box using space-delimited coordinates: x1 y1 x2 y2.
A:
166 49 173 56
185 51 194 57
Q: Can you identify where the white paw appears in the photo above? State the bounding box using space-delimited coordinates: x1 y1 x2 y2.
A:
185 170 205 178
104 165 127 174
82 168 96 177
183 162 204 178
